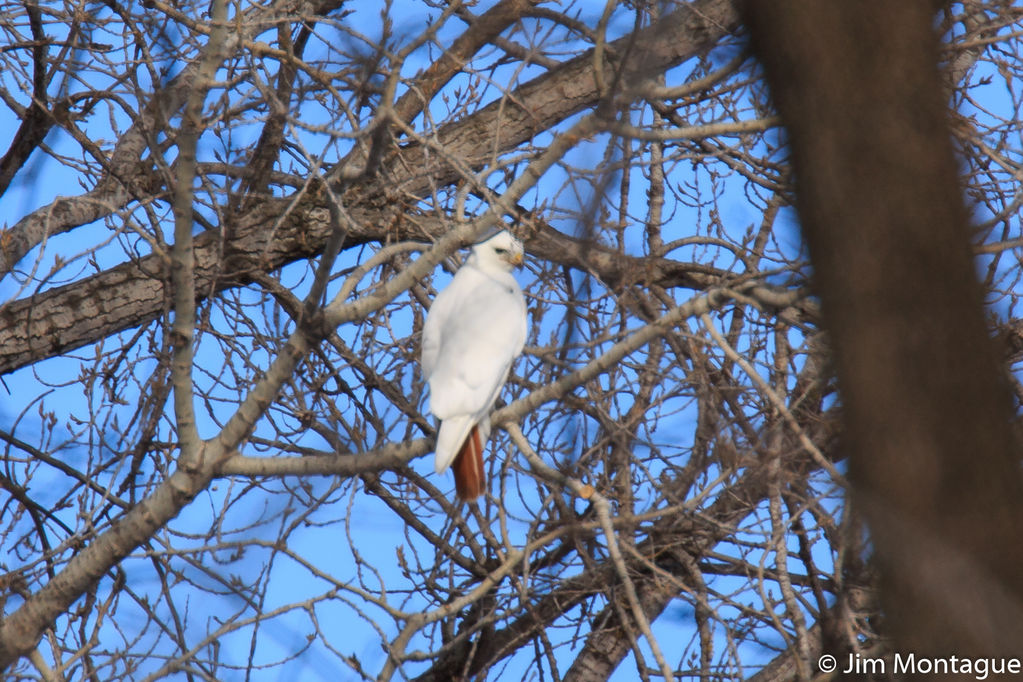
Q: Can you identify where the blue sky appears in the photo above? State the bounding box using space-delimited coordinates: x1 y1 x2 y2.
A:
1 1 1020 679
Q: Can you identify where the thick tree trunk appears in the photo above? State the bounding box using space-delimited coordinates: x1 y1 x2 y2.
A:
743 0 1023 664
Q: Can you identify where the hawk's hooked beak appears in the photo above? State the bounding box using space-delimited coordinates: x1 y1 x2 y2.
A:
506 250 524 267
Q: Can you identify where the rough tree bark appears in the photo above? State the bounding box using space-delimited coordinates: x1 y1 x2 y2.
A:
0 0 739 376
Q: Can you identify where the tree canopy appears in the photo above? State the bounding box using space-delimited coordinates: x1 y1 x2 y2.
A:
1 1 1021 679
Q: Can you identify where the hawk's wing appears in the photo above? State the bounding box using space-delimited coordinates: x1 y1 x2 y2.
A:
422 264 526 472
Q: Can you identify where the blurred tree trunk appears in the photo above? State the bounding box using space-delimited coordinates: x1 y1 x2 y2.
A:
743 0 1023 664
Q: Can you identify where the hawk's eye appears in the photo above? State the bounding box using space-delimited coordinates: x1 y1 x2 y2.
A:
494 247 507 254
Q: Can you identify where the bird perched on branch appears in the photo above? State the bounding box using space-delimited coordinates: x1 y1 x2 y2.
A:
421 228 527 501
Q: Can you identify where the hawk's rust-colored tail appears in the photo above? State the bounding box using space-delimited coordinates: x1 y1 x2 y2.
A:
452 425 485 501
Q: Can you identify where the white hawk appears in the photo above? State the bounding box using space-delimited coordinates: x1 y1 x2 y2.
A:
421 229 527 501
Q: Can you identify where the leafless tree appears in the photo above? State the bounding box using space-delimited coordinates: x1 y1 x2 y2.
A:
0 1 1020 680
